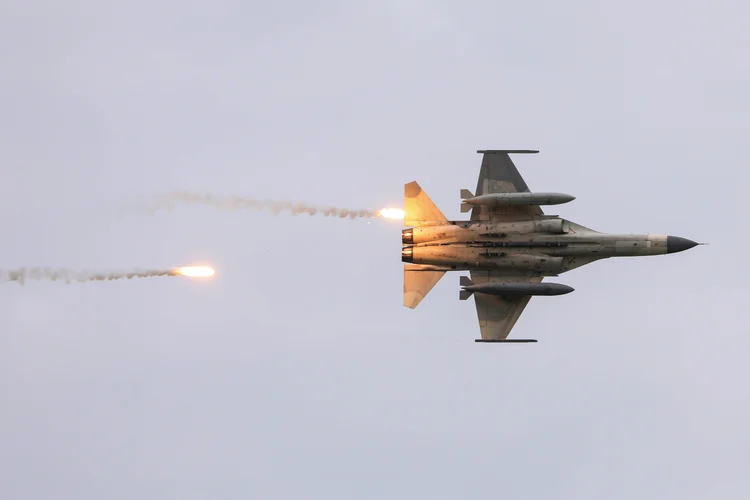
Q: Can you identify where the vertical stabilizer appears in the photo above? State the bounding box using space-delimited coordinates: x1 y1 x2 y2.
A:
404 267 446 308
404 181 447 227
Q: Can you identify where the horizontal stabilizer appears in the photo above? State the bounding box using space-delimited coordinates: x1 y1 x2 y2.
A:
404 267 445 309
404 181 447 227
474 339 538 343
477 150 539 154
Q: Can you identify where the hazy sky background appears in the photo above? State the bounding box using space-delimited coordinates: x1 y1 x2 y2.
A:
1 1 747 498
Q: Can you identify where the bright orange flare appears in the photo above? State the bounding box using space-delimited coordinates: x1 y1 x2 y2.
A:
379 208 405 220
175 266 215 278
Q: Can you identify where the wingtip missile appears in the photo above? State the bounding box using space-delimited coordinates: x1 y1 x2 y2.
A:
474 339 538 343
476 150 539 154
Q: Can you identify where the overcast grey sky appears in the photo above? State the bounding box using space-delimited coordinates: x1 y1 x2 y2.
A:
1 1 748 498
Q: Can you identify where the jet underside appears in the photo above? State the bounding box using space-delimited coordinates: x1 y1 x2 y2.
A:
402 150 700 342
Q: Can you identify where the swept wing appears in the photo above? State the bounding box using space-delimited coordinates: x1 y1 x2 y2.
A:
470 150 542 221
468 270 541 341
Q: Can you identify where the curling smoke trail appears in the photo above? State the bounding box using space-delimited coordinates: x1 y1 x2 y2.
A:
0 266 215 286
146 192 405 220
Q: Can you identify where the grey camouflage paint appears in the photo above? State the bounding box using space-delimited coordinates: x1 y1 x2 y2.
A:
403 151 701 341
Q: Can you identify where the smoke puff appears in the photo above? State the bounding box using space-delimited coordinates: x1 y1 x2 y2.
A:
0 267 176 286
147 192 382 219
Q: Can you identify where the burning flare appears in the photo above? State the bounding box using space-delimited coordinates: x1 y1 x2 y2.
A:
379 208 405 220
1 265 216 285
175 266 215 278
148 192 404 221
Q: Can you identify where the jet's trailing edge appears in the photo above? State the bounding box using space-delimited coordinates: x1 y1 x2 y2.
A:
403 266 445 309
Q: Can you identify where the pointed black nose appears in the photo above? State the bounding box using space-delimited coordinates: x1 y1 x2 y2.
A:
667 236 699 254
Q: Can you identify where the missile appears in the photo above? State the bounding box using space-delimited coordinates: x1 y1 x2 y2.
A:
460 191 575 212
475 339 538 343
459 276 574 300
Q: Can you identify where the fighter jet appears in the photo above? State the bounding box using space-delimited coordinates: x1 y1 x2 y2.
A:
401 150 702 343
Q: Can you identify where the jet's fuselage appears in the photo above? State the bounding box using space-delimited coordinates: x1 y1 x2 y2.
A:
401 218 696 276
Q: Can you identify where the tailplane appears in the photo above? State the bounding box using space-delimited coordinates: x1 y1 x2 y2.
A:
404 181 447 226
404 267 446 308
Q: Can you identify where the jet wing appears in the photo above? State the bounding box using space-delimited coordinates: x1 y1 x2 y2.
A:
471 150 543 221
470 270 541 341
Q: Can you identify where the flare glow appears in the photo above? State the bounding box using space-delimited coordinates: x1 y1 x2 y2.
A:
379 208 405 220
174 266 215 278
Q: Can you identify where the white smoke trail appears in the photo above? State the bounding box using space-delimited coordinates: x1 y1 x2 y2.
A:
0 267 179 286
146 192 386 219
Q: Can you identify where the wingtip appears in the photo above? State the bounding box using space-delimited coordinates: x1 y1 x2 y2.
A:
476 149 539 154
474 339 538 343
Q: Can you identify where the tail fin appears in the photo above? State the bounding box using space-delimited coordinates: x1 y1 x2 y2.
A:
460 189 474 213
459 276 474 300
404 267 446 308
404 181 447 226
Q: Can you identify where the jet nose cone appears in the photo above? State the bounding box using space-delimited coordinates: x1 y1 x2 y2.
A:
667 236 699 254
